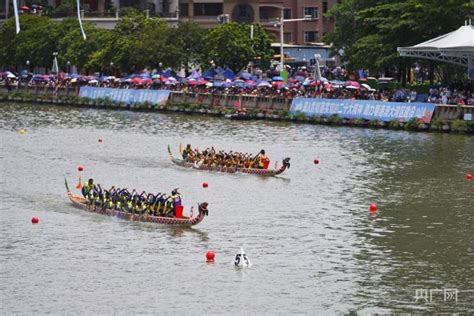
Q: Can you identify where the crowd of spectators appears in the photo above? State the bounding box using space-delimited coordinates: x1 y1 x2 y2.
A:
1 67 472 105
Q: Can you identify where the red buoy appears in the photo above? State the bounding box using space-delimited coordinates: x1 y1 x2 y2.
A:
314 159 320 164
369 203 378 213
202 182 208 188
31 217 39 224
467 173 473 180
77 165 84 172
206 251 215 262
98 139 103 143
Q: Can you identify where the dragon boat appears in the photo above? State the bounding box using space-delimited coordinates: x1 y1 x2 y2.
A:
168 145 290 176
64 179 209 227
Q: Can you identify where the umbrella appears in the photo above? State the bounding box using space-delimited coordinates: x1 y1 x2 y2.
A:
257 81 271 88
345 81 360 89
6 71 16 79
20 6 29 11
361 83 372 90
346 85 359 90
152 74 161 79
89 79 99 84
245 80 257 87
272 76 284 81
52 56 59 74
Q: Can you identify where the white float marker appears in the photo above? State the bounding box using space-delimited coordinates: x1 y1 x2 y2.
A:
13 0 20 34
234 247 251 268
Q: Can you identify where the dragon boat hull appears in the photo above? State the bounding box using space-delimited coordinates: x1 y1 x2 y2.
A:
168 145 290 176
65 180 208 227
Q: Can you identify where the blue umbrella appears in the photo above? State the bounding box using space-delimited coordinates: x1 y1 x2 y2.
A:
272 76 284 81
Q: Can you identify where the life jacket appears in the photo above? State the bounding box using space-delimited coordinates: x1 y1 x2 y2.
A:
258 154 268 168
82 183 92 196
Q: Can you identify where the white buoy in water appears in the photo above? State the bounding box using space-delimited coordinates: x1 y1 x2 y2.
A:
234 247 251 268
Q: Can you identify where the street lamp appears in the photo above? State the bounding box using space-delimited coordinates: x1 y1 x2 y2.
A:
277 12 313 73
26 60 30 73
110 62 114 76
158 62 163 72
67 61 71 75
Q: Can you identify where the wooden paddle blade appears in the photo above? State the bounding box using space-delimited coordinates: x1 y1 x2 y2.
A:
75 176 82 189
179 143 182 155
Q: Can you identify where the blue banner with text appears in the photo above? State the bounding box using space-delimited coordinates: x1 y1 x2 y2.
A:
79 87 170 106
290 98 436 123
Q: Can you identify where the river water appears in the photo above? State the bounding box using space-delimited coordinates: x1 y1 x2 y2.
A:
0 103 473 314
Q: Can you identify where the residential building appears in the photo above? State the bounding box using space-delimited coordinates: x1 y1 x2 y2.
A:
1 0 337 45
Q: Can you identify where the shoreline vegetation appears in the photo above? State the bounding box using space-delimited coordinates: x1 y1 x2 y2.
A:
1 91 473 134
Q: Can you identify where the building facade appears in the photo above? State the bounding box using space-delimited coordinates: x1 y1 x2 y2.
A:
1 0 337 45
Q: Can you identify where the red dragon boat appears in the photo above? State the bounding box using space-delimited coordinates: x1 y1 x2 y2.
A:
65 179 208 227
168 145 290 176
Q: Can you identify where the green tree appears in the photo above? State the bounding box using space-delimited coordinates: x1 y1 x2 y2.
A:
88 10 174 73
168 22 206 72
323 0 474 78
0 15 58 68
202 22 272 73
56 19 112 72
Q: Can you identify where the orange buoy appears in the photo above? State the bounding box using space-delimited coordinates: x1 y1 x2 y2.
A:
206 251 215 262
314 159 320 164
202 182 208 188
78 165 84 172
467 173 473 180
369 203 378 213
98 139 103 143
31 217 39 224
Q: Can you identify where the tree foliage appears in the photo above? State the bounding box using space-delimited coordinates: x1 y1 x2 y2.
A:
323 0 474 74
0 15 58 68
0 14 275 74
202 22 273 72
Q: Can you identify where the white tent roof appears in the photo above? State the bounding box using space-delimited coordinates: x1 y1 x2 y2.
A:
398 24 474 67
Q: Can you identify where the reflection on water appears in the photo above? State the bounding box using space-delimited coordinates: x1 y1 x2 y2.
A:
0 103 473 314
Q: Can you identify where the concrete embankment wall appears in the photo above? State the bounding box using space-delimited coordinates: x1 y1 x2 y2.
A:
1 85 473 133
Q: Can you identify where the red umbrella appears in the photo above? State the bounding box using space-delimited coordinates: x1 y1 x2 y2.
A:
344 81 360 89
130 77 145 85
20 6 30 11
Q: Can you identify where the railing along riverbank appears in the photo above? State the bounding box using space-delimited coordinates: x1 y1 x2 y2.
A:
1 85 473 134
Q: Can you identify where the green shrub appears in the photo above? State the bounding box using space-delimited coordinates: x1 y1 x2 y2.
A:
389 118 401 129
404 117 419 131
451 119 470 133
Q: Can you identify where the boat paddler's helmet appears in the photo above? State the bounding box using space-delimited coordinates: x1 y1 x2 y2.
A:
172 188 179 195
88 178 94 186
260 149 265 155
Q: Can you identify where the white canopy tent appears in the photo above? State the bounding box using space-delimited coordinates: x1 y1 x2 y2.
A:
397 22 474 68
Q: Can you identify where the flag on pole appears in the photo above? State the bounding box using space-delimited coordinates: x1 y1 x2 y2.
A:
76 0 87 40
13 0 20 34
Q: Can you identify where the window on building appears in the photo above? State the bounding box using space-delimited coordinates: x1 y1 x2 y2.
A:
283 32 292 43
323 2 328 14
194 3 223 16
260 7 269 20
283 8 291 19
303 7 319 19
304 31 318 43
179 3 188 17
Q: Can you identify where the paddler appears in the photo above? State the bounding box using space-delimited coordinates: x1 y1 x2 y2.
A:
82 178 95 199
182 144 192 160
256 149 270 169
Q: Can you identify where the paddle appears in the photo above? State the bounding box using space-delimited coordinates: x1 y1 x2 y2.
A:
75 175 82 189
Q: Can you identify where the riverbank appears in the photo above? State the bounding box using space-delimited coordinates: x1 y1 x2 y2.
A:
1 89 473 134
